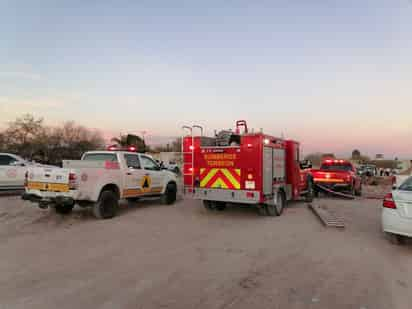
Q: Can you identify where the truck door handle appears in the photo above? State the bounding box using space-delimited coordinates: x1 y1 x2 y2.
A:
126 172 132 175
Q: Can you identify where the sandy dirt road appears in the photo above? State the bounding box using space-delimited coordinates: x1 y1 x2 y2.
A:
0 195 411 309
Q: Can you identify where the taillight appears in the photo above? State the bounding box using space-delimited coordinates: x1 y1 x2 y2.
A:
69 173 78 190
24 171 28 187
383 193 396 209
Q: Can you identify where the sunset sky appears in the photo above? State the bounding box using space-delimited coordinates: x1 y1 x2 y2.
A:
1 1 411 157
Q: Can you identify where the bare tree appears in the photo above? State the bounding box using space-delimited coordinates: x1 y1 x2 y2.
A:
1 114 104 165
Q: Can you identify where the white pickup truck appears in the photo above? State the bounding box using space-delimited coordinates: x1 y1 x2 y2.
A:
23 150 178 219
0 153 51 190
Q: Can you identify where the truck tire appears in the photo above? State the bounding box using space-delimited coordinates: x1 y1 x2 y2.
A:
214 201 226 211
93 190 119 219
161 182 177 205
267 192 285 217
203 200 213 210
305 180 314 203
55 204 74 215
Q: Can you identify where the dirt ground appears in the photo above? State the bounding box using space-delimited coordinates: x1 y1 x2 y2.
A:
0 191 411 309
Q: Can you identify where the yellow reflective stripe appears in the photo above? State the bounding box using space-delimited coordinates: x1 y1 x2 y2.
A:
221 169 240 189
200 168 218 187
211 178 229 189
234 169 241 176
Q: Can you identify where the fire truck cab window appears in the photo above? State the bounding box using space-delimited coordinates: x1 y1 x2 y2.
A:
124 154 141 169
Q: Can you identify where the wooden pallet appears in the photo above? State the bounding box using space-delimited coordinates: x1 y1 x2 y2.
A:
308 204 345 228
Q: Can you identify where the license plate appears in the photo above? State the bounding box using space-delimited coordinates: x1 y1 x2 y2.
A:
27 182 70 192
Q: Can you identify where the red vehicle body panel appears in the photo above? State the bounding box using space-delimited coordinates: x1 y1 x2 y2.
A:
183 132 311 204
312 159 361 193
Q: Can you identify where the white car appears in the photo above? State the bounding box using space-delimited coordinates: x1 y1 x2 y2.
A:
0 153 33 189
382 176 412 244
23 150 178 219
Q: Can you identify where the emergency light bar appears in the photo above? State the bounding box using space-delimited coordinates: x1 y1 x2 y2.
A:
324 159 345 164
107 145 138 152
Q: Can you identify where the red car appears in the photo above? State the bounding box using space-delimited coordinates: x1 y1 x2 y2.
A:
312 159 362 196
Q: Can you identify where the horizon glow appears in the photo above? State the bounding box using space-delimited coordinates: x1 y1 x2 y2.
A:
1 1 411 158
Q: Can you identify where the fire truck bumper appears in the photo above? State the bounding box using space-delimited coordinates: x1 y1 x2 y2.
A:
184 187 261 204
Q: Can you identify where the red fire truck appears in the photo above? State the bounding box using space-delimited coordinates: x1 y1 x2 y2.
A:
182 121 314 216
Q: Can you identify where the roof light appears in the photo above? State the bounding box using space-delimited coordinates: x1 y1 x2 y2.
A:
189 145 194 150
264 139 270 145
325 159 333 163
128 146 137 152
107 145 117 151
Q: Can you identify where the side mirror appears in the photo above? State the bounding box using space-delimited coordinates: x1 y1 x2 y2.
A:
300 160 312 169
392 185 397 190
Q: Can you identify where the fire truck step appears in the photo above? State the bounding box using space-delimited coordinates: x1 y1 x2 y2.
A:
308 204 345 228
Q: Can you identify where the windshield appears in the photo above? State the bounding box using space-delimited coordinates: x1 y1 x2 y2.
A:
399 177 412 192
320 164 352 172
82 153 118 162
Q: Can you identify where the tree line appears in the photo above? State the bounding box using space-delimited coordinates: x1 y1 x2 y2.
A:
0 114 105 165
0 114 182 166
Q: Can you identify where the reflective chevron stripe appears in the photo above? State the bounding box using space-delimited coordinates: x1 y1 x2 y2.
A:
200 168 241 189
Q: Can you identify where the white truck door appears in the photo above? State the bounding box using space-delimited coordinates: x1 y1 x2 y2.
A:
140 155 164 194
0 155 25 187
123 153 145 198
0 155 10 187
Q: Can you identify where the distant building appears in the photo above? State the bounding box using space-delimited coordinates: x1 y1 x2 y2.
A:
375 154 384 160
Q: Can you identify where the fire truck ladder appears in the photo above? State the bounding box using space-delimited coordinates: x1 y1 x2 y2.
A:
181 125 203 191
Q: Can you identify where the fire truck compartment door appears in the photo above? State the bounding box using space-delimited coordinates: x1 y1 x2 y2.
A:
263 147 286 196
273 148 285 181
263 147 273 195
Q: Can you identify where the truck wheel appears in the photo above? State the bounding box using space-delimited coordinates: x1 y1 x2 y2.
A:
203 200 213 210
305 181 314 203
55 204 74 215
267 192 285 217
161 182 177 205
215 202 226 211
93 191 119 219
